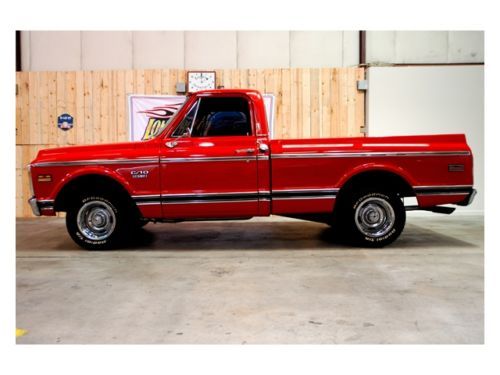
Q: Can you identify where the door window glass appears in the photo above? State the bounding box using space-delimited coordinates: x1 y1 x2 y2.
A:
172 100 199 137
190 97 252 137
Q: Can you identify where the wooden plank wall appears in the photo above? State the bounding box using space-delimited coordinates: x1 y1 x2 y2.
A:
16 67 365 217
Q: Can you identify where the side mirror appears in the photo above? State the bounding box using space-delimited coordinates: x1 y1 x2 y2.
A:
165 130 191 148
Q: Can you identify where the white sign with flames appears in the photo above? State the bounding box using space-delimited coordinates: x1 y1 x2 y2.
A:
128 95 186 141
128 94 276 141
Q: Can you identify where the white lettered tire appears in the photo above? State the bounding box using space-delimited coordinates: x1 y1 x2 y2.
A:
66 195 129 250
339 191 406 247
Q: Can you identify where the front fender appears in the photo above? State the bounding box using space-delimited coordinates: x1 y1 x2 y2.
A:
51 166 134 200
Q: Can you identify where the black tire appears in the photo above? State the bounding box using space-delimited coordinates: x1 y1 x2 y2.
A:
66 194 133 250
335 191 406 247
138 219 149 228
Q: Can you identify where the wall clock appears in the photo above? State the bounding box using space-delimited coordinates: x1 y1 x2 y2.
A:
187 71 216 92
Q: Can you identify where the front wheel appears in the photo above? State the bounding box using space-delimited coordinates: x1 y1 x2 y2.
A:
66 195 130 250
336 191 406 247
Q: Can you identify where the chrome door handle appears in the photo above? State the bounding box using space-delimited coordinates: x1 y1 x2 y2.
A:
258 143 269 152
165 141 178 148
235 148 255 154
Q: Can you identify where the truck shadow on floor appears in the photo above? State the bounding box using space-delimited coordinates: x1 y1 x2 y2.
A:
16 220 480 252
115 221 480 251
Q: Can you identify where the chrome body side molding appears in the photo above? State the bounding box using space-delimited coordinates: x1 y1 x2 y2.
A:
271 151 471 159
32 158 159 167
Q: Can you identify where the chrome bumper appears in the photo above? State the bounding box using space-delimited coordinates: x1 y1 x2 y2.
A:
28 196 41 216
28 197 55 216
458 189 477 206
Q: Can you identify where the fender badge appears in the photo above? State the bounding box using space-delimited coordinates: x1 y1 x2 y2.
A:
131 170 149 179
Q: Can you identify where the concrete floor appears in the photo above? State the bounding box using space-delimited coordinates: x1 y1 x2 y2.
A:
16 214 483 344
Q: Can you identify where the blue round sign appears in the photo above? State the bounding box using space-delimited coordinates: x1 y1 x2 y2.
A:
58 113 74 131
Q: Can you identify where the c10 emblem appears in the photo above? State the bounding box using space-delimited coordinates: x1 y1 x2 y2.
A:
131 170 150 179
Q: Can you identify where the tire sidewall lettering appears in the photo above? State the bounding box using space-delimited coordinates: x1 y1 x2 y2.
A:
81 196 118 214
353 192 390 211
364 227 396 242
74 230 109 246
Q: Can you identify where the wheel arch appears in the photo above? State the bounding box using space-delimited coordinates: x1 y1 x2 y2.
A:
336 165 416 202
53 169 136 213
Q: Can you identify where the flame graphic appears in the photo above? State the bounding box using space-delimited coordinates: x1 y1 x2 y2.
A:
138 102 184 119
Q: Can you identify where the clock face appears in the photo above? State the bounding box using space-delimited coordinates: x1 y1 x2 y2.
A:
187 71 216 92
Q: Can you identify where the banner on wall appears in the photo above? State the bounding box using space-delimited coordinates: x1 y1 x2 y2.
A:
128 95 186 141
128 94 276 141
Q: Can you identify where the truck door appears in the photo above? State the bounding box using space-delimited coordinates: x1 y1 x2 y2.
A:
159 95 260 219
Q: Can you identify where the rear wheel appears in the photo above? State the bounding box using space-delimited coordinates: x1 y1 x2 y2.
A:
335 191 405 247
138 219 149 228
66 194 133 250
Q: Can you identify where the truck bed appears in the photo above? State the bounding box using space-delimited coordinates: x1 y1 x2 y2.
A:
269 134 473 214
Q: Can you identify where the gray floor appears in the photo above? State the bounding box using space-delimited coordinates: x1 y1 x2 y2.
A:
16 214 484 344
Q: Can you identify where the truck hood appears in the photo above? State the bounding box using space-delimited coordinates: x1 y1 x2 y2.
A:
31 141 157 165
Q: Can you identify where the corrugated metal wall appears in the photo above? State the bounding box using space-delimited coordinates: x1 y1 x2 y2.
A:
20 31 484 72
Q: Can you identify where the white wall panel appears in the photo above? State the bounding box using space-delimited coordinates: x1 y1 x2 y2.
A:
367 31 484 64
367 66 484 212
448 31 484 63
185 31 236 69
395 31 448 63
20 31 31 71
82 31 133 70
366 31 396 64
22 31 484 71
30 31 81 71
290 31 343 67
133 31 184 69
237 31 289 69
342 31 360 66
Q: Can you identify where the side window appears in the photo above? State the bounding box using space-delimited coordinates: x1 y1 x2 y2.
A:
190 97 252 137
172 100 198 137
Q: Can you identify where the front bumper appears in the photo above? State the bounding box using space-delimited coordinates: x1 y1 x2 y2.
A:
458 189 477 206
28 197 40 216
28 196 55 216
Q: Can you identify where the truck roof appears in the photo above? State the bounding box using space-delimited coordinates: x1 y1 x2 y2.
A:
189 89 262 96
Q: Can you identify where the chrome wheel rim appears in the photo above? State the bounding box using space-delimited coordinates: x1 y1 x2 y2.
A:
77 200 116 241
354 197 395 238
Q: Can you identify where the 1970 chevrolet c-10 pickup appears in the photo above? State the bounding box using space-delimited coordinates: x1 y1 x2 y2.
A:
27 89 476 249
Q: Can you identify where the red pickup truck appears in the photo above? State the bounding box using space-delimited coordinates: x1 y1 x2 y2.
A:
28 89 476 250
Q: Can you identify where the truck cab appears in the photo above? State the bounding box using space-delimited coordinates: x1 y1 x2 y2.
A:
156 90 272 220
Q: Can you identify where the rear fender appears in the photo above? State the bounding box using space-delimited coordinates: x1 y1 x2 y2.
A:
337 162 417 191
